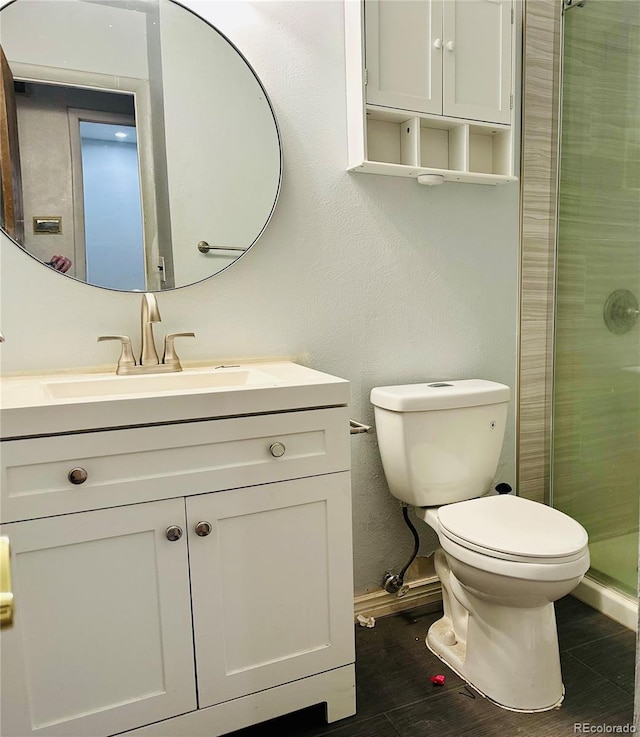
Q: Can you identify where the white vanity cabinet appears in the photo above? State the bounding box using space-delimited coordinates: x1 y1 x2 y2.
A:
346 0 518 184
0 500 197 737
0 392 356 737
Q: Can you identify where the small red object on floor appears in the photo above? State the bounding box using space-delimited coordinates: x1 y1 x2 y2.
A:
430 674 446 686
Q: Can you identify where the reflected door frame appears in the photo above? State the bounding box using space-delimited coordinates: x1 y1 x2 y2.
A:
68 108 140 284
0 45 24 242
9 62 163 290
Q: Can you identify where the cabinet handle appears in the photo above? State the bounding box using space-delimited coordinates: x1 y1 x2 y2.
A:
269 442 286 458
194 521 213 537
0 537 14 629
68 467 88 485
433 38 443 49
165 526 183 542
446 40 455 52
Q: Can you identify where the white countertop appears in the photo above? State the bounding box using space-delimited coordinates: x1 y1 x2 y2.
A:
0 361 350 439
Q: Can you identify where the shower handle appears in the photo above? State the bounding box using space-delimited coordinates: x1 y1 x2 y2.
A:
604 290 639 335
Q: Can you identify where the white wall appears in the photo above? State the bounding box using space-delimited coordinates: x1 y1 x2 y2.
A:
0 0 519 595
160 0 281 285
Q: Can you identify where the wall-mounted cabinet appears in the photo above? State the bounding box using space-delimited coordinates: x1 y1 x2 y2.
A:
346 0 518 186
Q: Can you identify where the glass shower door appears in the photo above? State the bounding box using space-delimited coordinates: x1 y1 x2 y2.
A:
552 0 640 598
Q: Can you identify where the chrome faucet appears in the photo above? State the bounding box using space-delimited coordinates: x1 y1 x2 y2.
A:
99 293 195 375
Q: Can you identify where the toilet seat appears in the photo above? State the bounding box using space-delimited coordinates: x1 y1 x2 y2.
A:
437 532 591 582
437 494 589 565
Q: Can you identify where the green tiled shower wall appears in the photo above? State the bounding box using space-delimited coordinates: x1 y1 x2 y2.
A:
552 0 640 597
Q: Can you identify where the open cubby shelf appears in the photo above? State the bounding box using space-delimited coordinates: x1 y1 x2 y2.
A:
353 106 516 185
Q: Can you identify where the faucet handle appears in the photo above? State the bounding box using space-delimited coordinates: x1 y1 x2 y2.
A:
163 332 195 371
98 335 137 374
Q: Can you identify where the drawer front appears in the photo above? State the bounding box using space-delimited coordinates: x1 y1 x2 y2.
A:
0 408 350 523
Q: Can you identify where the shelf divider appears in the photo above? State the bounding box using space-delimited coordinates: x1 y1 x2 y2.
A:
449 124 469 173
400 117 421 167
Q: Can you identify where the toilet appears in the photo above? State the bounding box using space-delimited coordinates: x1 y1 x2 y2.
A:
370 379 590 712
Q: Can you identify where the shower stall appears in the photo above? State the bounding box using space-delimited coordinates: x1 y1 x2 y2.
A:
552 0 640 622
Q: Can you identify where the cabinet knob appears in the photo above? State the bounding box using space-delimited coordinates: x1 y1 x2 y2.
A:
446 40 455 52
165 525 183 542
68 467 88 485
433 38 443 49
269 442 286 458
194 521 213 537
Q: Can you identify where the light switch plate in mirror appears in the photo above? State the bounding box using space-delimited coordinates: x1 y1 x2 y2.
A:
0 0 282 292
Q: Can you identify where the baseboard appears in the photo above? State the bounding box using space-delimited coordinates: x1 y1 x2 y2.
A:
354 575 443 621
572 578 638 632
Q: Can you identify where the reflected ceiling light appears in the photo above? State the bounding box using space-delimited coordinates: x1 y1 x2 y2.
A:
115 131 128 139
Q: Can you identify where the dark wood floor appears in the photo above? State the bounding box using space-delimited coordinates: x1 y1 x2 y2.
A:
225 596 636 737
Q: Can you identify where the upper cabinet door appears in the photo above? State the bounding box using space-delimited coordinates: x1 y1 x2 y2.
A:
442 0 512 124
365 0 443 115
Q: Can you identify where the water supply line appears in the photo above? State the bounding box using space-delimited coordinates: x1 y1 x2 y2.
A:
382 505 421 596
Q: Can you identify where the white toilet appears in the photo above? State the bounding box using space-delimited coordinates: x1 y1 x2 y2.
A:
370 379 590 712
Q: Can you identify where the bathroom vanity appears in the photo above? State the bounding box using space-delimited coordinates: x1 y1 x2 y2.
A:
0 362 356 737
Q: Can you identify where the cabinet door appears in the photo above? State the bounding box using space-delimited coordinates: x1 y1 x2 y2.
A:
0 499 196 737
188 473 355 707
365 0 443 115
442 0 512 123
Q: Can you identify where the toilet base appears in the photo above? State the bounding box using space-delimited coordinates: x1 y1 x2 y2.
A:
426 616 565 713
424 539 582 712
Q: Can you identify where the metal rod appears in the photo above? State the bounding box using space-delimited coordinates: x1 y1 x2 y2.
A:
350 419 372 435
197 241 247 253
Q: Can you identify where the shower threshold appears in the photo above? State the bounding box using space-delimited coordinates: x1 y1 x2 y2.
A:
573 575 638 632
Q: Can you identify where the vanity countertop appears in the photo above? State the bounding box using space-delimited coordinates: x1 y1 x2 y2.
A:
0 361 350 439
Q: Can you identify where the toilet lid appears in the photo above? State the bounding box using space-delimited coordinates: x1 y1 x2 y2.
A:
437 495 588 559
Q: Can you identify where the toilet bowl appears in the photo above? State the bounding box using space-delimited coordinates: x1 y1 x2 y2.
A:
370 379 590 712
417 497 589 711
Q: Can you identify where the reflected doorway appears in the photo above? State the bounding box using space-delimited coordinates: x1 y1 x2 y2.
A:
76 118 145 291
10 78 174 290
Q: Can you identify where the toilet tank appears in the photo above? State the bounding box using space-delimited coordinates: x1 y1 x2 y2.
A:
370 380 510 507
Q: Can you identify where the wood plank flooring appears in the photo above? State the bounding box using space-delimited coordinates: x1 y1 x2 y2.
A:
225 596 636 737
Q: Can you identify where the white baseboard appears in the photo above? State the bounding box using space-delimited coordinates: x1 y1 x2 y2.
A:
354 576 443 621
572 577 638 632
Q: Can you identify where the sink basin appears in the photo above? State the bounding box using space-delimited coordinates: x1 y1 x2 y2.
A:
44 366 283 400
0 361 349 439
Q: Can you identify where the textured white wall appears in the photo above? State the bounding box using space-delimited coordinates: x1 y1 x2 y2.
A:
0 0 519 595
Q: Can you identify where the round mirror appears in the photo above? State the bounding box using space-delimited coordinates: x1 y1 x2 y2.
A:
0 0 282 291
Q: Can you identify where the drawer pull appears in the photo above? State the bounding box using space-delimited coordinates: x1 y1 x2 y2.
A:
165 525 183 542
68 467 88 485
269 442 286 458
194 521 212 537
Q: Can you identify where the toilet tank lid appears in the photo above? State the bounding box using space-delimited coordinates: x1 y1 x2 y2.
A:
370 379 510 412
